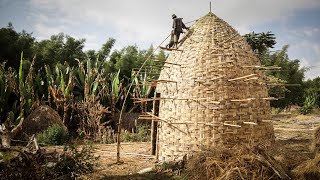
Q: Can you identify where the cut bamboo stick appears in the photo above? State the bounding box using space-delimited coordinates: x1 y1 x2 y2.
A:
243 122 257 125
267 84 301 86
262 97 278 100
228 74 257 81
160 46 183 51
230 98 255 102
223 123 241 128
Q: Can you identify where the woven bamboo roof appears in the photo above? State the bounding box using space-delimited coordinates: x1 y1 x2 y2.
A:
156 12 274 162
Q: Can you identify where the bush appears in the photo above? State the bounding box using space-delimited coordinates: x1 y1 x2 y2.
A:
37 124 68 145
54 143 99 179
0 143 98 179
300 93 317 115
121 125 150 142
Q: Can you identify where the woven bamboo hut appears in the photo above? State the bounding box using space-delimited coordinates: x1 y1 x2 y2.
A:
156 12 275 161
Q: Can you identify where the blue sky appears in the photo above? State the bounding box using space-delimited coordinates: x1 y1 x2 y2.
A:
0 0 319 79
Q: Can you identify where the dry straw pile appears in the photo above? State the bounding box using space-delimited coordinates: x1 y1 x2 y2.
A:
186 145 290 180
157 12 274 161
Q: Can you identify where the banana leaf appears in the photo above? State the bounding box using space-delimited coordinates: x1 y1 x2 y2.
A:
111 70 120 98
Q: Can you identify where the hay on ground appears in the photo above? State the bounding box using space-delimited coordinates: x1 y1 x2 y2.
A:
186 145 290 180
292 154 320 180
312 126 320 155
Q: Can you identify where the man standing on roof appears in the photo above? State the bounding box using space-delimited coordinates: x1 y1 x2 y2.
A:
169 14 189 48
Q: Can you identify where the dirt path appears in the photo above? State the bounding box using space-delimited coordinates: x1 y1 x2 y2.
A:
79 142 156 179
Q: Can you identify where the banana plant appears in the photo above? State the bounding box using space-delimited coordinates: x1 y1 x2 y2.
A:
131 69 153 112
0 52 35 147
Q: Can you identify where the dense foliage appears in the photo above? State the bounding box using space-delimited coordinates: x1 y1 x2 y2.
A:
244 32 318 111
1 24 319 146
0 24 165 144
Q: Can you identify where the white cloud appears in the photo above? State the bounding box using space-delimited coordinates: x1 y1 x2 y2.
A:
303 27 320 37
34 23 65 40
26 0 320 79
28 0 320 47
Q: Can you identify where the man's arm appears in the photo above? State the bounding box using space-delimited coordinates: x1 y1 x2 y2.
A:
182 21 189 30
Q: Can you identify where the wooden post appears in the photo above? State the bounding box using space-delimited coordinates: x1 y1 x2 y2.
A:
151 92 160 155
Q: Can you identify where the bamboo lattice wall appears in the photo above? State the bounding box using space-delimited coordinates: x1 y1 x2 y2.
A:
156 12 275 161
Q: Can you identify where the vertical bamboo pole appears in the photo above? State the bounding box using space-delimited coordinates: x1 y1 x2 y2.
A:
151 92 160 155
116 34 171 163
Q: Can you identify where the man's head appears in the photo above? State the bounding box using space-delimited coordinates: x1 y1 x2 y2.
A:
172 14 177 19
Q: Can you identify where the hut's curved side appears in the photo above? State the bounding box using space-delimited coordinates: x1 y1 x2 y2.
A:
156 12 274 161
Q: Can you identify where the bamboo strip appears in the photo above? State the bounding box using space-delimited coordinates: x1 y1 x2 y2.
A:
243 122 257 125
229 75 255 81
267 84 301 86
153 60 182 66
262 97 278 100
160 46 183 51
244 77 259 81
230 98 255 102
228 74 257 81
242 66 281 70
145 112 187 135
210 75 225 81
223 123 241 128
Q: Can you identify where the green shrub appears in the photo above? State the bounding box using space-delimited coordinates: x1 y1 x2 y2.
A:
54 143 99 179
37 124 68 145
300 93 318 115
121 125 150 142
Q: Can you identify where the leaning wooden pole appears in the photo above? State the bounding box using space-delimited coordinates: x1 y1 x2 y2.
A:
116 34 171 163
151 92 160 155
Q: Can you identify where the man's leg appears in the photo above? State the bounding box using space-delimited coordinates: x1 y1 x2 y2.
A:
173 32 180 48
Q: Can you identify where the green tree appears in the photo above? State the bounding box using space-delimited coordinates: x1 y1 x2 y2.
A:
244 32 305 109
33 33 86 70
97 38 115 61
243 31 276 59
264 45 306 109
0 23 35 70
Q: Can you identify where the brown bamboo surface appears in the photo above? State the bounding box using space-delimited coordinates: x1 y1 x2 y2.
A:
156 12 274 162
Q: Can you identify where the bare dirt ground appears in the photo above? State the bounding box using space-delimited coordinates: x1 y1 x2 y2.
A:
45 110 320 179
271 110 320 171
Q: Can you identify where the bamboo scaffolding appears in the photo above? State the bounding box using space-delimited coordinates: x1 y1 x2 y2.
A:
145 112 187 135
267 84 301 86
244 77 259 81
228 74 257 81
160 46 183 51
153 60 182 66
262 97 278 100
242 65 281 70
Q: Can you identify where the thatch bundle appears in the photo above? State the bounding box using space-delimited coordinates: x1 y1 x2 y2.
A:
186 145 290 180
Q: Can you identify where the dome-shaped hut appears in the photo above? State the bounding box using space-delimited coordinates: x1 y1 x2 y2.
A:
156 12 274 161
